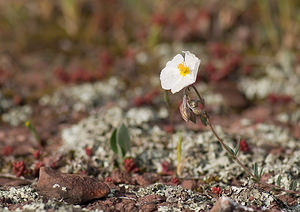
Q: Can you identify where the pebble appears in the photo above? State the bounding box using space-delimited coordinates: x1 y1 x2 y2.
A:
37 167 110 204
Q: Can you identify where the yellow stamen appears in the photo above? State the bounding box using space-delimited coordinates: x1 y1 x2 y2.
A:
178 62 190 77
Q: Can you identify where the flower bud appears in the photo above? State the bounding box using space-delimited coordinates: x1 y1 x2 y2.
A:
188 100 203 115
180 95 196 123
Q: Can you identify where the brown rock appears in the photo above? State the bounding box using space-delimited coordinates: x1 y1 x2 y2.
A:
138 194 166 204
210 197 235 212
111 169 132 184
181 180 197 190
0 177 31 186
115 199 137 212
133 173 158 186
37 167 110 204
139 203 157 212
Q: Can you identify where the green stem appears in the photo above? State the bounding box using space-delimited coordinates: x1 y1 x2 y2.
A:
177 132 182 176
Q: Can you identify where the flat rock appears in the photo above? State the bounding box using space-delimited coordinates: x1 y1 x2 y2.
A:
37 167 110 204
0 177 31 186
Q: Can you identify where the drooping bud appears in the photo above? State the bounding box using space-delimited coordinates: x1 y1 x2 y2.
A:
188 100 203 115
179 95 196 123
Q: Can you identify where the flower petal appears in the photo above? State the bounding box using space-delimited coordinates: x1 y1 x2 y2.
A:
183 51 201 79
166 54 184 68
170 75 195 93
160 66 180 90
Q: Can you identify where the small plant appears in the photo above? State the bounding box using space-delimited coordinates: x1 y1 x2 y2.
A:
253 162 264 182
160 51 300 195
211 186 222 195
25 120 42 147
110 123 131 169
176 132 183 176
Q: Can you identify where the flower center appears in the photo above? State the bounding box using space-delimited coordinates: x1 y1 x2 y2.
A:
178 62 190 77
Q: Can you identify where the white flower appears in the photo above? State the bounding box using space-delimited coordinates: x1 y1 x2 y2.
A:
160 51 201 94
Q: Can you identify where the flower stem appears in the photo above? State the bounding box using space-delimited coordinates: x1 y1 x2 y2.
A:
184 85 300 195
176 132 182 176
206 118 258 180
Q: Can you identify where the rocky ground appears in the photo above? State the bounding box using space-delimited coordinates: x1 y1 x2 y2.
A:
1 52 300 211
1 1 300 211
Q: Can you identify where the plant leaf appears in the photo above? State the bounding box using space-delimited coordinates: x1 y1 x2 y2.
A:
253 163 258 178
234 139 241 156
259 166 264 178
289 180 297 191
117 124 131 154
199 112 208 126
225 144 235 155
110 128 118 154
276 175 282 186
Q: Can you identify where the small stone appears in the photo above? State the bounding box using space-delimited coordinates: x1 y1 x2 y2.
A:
139 203 157 212
133 173 158 186
0 177 31 186
111 169 132 184
138 194 166 204
180 180 197 190
210 197 235 212
37 167 110 204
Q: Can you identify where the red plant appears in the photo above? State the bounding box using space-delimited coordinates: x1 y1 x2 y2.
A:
85 147 93 157
238 139 250 153
12 161 27 177
133 90 159 107
105 177 113 182
170 177 180 185
33 161 44 176
54 67 70 83
268 93 292 104
123 158 139 173
33 150 41 160
99 51 113 68
163 125 174 134
161 161 174 175
2 146 13 156
208 43 229 59
212 186 222 195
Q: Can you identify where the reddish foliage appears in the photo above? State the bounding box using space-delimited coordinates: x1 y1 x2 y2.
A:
99 51 113 68
12 161 27 177
170 9 186 27
0 69 11 85
212 186 222 195
170 177 180 185
210 55 241 82
238 138 250 153
123 158 139 173
208 43 229 59
163 125 174 134
243 64 253 75
151 13 167 26
50 161 58 169
268 93 292 104
13 95 22 105
54 67 70 83
161 161 174 175
133 90 159 107
54 66 106 84
33 161 44 176
33 150 41 160
105 177 113 182
85 147 93 157
2 146 13 156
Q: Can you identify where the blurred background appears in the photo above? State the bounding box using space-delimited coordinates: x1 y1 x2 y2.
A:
0 0 300 114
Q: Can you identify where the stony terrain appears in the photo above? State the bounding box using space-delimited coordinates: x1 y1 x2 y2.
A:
1 1 300 211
